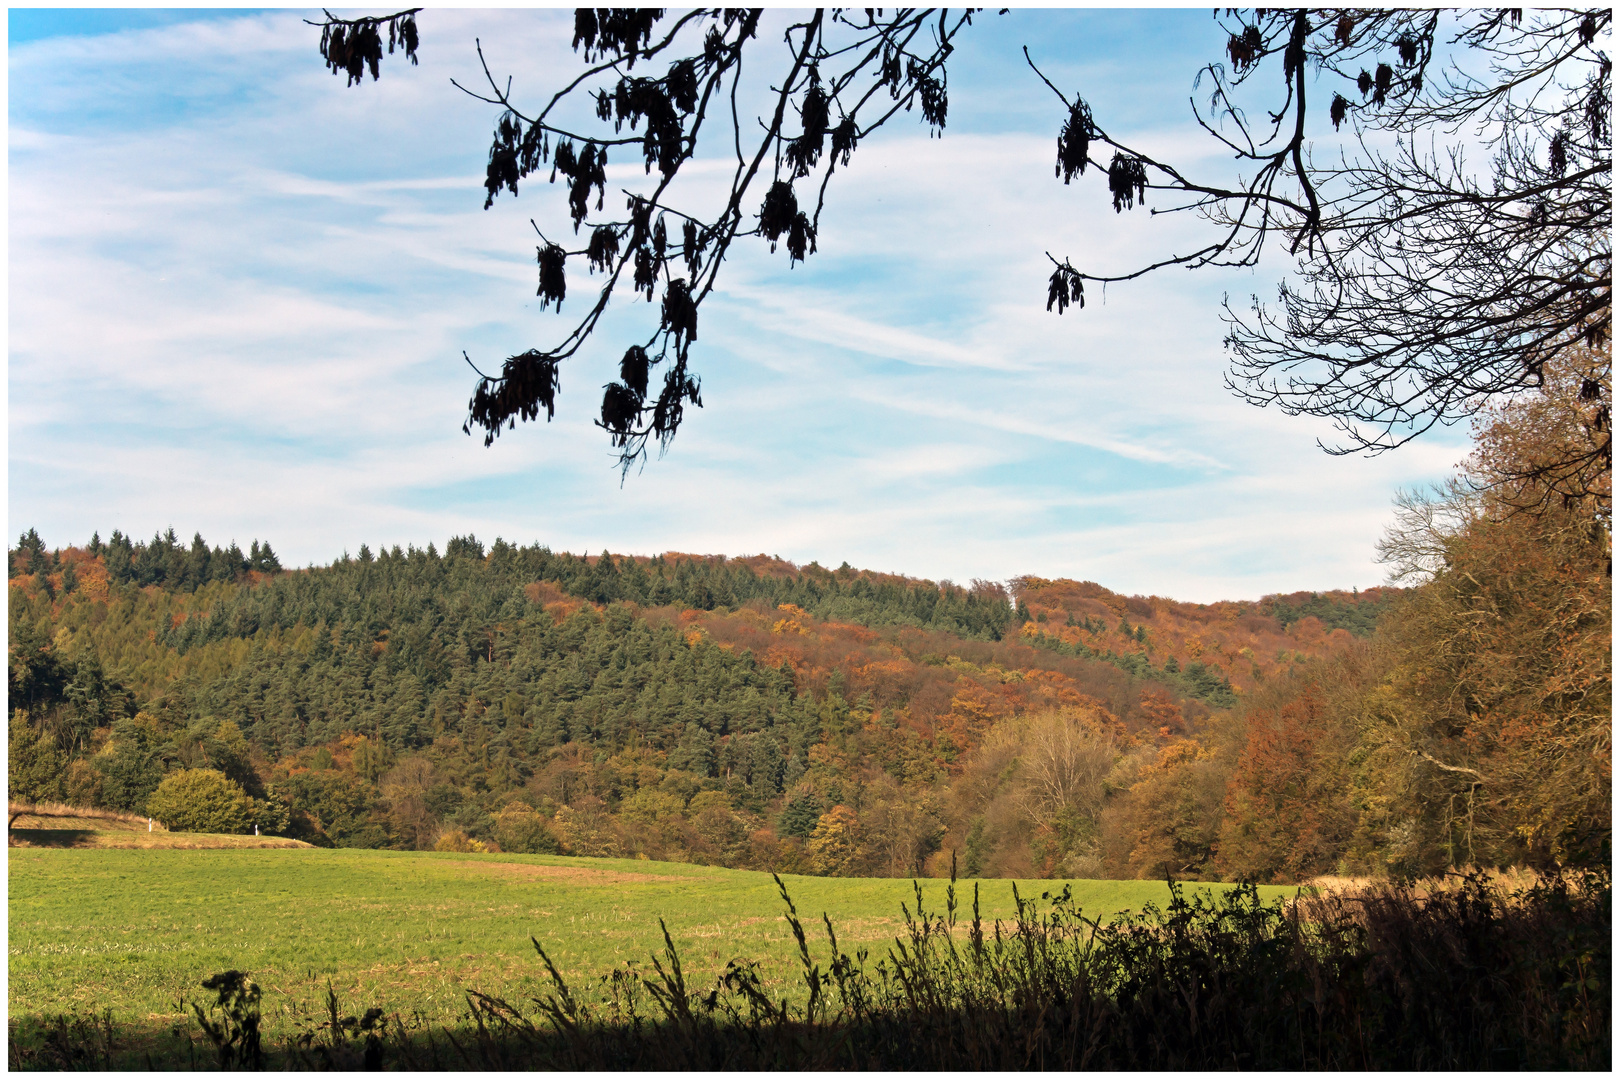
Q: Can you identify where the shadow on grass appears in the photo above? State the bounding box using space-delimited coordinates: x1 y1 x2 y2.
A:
8 829 97 848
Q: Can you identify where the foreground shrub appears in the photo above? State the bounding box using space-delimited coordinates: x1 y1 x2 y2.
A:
462 867 1608 1070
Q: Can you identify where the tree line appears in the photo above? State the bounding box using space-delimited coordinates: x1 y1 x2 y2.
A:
10 528 1388 878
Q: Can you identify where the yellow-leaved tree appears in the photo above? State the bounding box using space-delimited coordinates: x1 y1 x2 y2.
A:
806 805 861 876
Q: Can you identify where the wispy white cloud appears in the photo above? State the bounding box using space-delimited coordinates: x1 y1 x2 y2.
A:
8 10 1467 603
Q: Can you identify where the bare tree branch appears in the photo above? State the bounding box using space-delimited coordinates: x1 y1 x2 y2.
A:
1035 8 1610 486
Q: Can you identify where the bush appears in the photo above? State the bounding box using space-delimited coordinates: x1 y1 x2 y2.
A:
145 769 254 834
434 828 490 853
493 802 558 855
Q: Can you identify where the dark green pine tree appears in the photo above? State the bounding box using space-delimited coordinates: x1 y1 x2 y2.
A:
777 788 825 838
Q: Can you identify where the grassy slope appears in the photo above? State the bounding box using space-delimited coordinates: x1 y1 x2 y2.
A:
8 806 311 849
8 847 1296 1041
10 804 156 831
9 830 311 849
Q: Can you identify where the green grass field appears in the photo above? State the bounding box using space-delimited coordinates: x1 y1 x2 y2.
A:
9 847 1296 1043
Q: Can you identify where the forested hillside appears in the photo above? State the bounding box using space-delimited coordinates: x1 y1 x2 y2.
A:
10 526 1406 880
10 326 1610 892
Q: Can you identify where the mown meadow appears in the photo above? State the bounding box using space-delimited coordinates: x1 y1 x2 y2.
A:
11 845 1606 1070
9 846 1285 1047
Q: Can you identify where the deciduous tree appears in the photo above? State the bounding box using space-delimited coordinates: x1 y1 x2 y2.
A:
1108 739 1229 880
806 803 861 875
1217 681 1355 883
1362 487 1610 871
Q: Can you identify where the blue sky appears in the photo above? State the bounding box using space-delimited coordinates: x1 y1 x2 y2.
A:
8 8 1468 601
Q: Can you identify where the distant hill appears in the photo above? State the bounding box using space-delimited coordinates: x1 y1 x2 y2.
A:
8 529 1397 878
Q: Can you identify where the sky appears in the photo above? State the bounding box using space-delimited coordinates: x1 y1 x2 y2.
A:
8 7 1472 602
